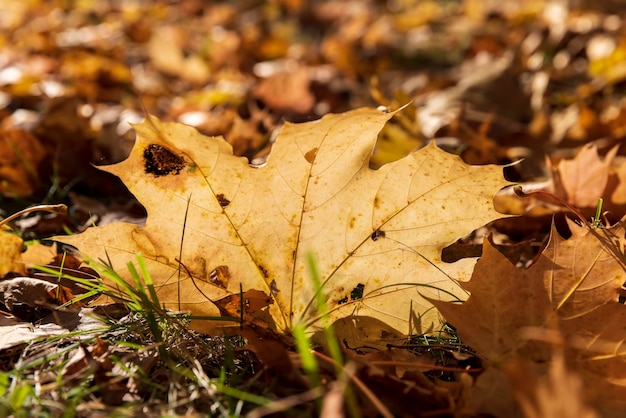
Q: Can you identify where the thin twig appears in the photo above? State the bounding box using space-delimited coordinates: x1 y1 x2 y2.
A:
0 204 67 228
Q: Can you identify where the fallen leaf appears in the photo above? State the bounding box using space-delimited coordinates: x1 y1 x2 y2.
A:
253 64 315 114
432 221 626 416
464 367 518 417
239 325 299 376
609 159 626 205
0 314 37 351
496 144 624 220
431 235 552 363
148 26 210 85
0 128 48 197
56 108 509 336
354 350 455 417
213 288 274 326
62 337 111 380
434 221 625 359
0 277 82 315
31 252 98 298
552 143 618 209
20 240 57 267
0 229 25 277
329 316 404 353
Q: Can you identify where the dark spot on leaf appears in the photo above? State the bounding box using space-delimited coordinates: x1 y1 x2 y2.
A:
371 230 385 241
144 144 185 176
259 265 269 278
216 193 230 208
269 279 279 297
304 147 318 163
209 265 230 288
350 283 365 300
337 296 348 305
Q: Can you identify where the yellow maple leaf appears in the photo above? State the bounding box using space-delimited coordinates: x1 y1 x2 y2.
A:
56 108 509 336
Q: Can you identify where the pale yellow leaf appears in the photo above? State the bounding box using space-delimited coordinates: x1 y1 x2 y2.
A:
57 108 510 335
0 229 25 276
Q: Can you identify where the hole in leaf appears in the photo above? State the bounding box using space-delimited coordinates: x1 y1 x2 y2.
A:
350 283 365 300
371 230 385 241
209 265 230 289
143 144 185 176
269 279 279 297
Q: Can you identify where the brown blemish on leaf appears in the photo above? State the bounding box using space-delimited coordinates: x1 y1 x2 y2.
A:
143 144 185 176
371 230 385 241
209 265 231 289
304 147 318 163
258 265 269 278
269 279 279 297
216 193 231 208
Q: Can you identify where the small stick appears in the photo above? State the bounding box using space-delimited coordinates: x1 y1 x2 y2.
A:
0 204 67 228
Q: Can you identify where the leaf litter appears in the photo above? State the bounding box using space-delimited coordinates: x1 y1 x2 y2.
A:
2 0 626 416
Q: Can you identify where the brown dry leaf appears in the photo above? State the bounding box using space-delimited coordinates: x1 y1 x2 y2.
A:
239 325 298 376
552 143 618 208
330 316 404 352
0 128 47 197
561 303 626 416
505 349 598 418
354 349 455 416
464 367 518 417
432 221 626 416
496 144 622 218
357 347 439 377
609 160 626 205
56 108 509 336
541 223 624 318
253 64 314 114
147 26 210 85
213 289 274 327
227 114 268 157
0 277 81 313
61 337 128 404
62 337 111 380
432 222 624 361
431 235 552 363
31 252 98 298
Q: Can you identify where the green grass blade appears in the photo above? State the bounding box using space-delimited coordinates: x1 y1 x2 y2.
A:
136 254 161 307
